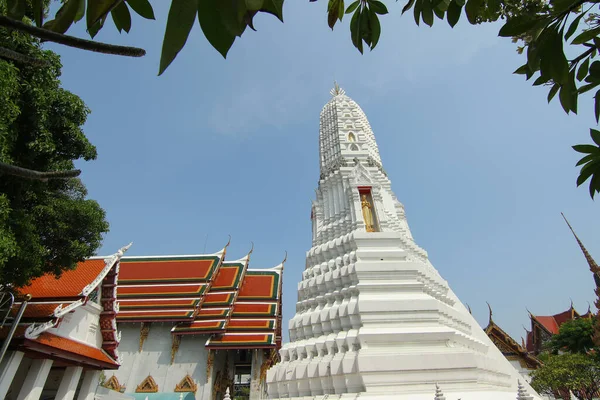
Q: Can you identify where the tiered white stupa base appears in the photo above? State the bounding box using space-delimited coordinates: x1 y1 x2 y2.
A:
267 232 540 399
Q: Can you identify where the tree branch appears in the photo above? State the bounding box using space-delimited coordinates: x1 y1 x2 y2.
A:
0 16 146 57
0 161 81 181
0 46 48 66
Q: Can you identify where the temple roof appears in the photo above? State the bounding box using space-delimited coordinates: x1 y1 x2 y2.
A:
5 245 129 369
484 317 541 369
117 248 284 349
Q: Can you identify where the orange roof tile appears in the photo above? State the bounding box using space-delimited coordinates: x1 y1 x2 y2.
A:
119 256 219 283
206 333 275 348
14 302 63 319
17 259 105 299
31 332 118 366
238 272 279 300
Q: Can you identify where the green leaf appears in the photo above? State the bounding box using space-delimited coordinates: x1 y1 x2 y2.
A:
328 0 341 29
7 0 26 20
422 0 434 26
87 0 121 32
576 153 596 166
589 170 600 198
446 0 461 27
32 0 44 26
539 28 569 85
369 0 389 14
369 9 381 49
127 0 155 19
499 16 541 37
413 0 423 25
87 15 106 38
576 161 597 187
74 0 86 22
402 0 416 14
260 0 284 21
596 90 600 123
513 64 529 75
111 1 132 33
350 7 363 53
565 13 584 40
551 0 579 14
346 0 360 13
577 58 589 82
360 5 371 46
578 81 600 94
44 0 83 34
572 144 599 154
571 26 600 45
159 0 198 75
246 0 264 11
533 75 551 86
487 0 500 16
464 0 482 25
548 83 559 102
591 129 600 147
197 0 239 58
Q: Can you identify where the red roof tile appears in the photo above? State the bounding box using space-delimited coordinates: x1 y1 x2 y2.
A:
535 316 559 334
17 259 105 299
553 308 575 326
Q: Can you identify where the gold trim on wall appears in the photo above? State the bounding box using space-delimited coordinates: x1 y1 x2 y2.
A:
175 374 198 392
136 375 159 393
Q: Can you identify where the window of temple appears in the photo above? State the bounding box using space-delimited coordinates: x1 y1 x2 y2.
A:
348 132 356 142
350 144 359 151
233 360 251 400
358 187 379 232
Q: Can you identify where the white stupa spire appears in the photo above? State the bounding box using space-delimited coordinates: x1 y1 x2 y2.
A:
267 86 541 400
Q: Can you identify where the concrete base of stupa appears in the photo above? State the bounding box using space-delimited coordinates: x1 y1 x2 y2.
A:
266 232 542 400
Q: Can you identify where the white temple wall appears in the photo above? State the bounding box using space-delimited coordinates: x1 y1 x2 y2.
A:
109 324 210 398
50 302 103 348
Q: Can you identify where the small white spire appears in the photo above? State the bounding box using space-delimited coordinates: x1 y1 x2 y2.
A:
516 380 533 400
223 387 231 400
330 81 345 96
434 383 446 400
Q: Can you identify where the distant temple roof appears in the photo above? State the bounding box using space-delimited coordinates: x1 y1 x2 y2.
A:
116 247 284 349
484 306 541 370
526 303 593 352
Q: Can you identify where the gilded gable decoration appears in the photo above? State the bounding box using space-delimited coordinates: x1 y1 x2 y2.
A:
136 375 159 393
103 375 125 392
171 334 181 364
175 374 198 392
139 322 151 352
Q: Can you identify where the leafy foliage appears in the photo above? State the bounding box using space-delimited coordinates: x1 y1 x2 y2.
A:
3 0 600 197
545 318 596 354
530 353 600 400
0 6 109 288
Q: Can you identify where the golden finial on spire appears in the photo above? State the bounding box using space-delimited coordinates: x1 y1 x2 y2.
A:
561 213 600 287
330 81 345 96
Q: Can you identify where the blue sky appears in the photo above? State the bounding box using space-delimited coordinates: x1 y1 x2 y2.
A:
48 1 599 343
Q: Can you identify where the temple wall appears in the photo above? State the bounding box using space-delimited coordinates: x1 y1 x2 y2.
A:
107 324 210 398
50 302 103 348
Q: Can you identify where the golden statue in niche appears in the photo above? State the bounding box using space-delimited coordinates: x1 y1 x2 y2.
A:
361 194 376 232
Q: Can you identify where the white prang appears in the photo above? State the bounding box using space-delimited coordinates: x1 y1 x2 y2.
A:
266 85 542 399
